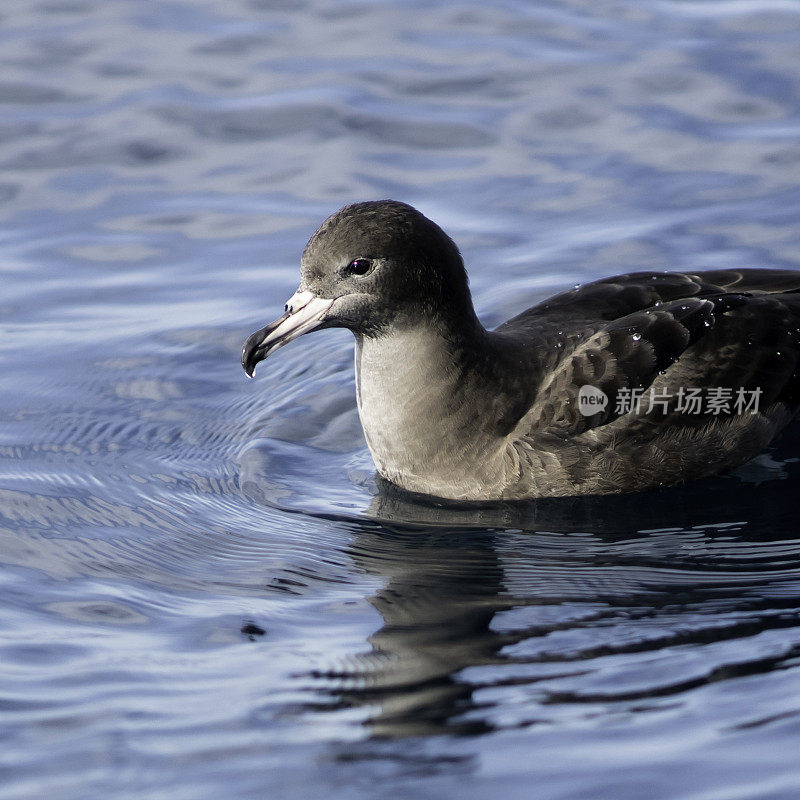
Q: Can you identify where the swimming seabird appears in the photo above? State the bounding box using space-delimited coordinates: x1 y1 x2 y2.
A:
242 200 800 500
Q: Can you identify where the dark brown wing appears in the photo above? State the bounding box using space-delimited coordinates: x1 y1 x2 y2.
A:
503 269 800 440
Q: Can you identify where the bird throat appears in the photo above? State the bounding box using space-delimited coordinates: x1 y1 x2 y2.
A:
353 325 506 497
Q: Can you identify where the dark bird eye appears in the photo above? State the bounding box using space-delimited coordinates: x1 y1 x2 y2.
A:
347 258 373 276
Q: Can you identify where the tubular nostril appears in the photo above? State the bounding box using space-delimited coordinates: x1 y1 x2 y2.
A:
285 303 292 313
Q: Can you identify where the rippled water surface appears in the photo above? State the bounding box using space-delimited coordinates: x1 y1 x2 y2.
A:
3 1 800 798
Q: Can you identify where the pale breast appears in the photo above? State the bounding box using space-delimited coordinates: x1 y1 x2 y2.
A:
354 332 507 498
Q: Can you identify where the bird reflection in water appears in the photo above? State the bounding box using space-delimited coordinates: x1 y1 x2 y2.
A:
317 426 800 741
240 426 800 744
338 519 508 738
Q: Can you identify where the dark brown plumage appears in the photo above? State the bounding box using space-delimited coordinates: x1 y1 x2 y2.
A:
243 201 800 500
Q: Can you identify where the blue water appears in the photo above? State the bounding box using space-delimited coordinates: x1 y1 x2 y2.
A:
3 1 800 798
